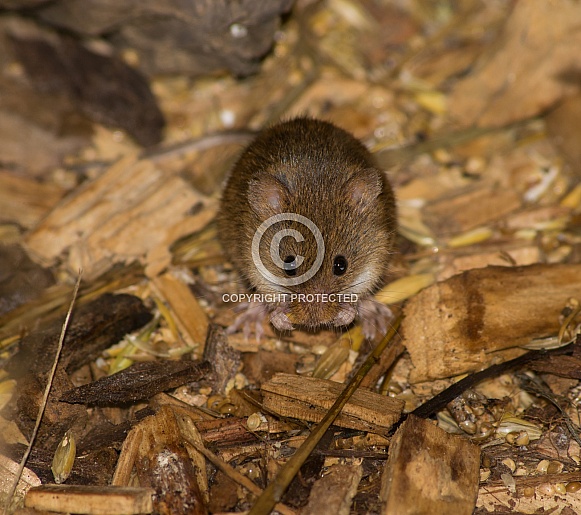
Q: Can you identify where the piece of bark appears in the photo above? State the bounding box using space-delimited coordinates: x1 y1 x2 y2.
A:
302 462 363 515
0 454 41 513
150 272 209 352
24 485 154 515
423 185 521 237
437 243 541 281
8 18 164 146
360 337 405 390
195 417 259 448
207 471 239 513
0 244 54 316
112 405 208 515
380 415 480 515
448 1 581 128
242 350 299 384
61 360 212 406
201 325 241 395
23 155 210 281
402 263 581 382
15 367 88 451
77 407 155 452
0 173 65 229
5 293 153 378
530 355 581 380
261 373 405 436
546 92 581 178
35 0 294 78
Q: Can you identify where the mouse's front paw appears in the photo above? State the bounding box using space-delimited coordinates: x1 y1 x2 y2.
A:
357 298 393 340
226 302 268 341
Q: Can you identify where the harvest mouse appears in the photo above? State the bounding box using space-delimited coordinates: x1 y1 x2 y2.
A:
218 117 397 340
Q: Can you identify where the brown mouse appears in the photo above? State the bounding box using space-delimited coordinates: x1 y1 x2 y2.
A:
218 117 397 339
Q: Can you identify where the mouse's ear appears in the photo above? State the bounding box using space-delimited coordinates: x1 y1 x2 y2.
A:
248 176 289 218
346 169 384 210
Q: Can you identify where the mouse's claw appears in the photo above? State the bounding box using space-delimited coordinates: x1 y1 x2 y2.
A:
226 302 268 342
357 298 393 340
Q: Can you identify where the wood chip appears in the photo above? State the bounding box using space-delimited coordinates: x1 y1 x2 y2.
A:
150 272 209 351
60 360 212 406
261 373 404 436
380 415 480 515
24 155 208 280
302 461 363 515
423 185 521 236
24 485 154 514
112 405 207 514
448 1 581 127
0 171 65 229
403 263 581 382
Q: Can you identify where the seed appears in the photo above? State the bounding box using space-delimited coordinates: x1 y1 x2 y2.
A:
51 429 76 484
501 458 516 473
459 420 476 435
566 481 581 493
555 483 567 495
536 460 550 474
219 402 237 415
522 487 535 498
537 483 555 496
515 431 530 446
547 461 564 474
207 395 223 410
505 432 519 445
246 412 264 431
477 421 494 439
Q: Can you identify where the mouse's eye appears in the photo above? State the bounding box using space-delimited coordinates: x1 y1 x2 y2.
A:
333 255 348 276
283 255 297 276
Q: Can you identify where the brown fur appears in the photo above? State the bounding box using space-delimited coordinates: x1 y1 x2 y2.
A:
218 117 397 331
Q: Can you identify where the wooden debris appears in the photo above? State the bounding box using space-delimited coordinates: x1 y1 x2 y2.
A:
60 360 212 406
402 264 581 382
183 433 296 515
24 485 154 515
437 243 541 281
380 415 480 515
0 172 65 229
423 185 521 236
6 293 153 378
150 272 209 351
448 1 581 127
201 325 241 395
0 455 41 513
262 373 404 436
23 155 209 280
546 92 581 177
0 244 54 317
194 417 260 448
112 405 208 515
302 461 363 515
